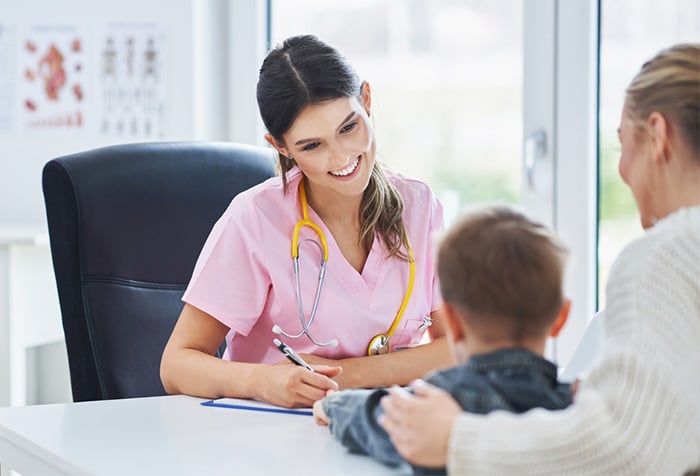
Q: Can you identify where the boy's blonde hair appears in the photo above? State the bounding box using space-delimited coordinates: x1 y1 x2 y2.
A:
437 206 568 342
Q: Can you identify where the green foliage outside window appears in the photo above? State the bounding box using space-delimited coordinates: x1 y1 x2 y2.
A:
598 131 637 221
432 168 518 205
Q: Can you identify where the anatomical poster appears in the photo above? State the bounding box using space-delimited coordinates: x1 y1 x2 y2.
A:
20 24 86 130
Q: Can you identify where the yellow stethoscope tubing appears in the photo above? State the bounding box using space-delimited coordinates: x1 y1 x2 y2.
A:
383 249 415 339
366 249 415 355
292 181 329 260
292 220 328 261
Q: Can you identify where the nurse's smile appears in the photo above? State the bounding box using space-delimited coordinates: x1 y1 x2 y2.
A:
328 156 362 180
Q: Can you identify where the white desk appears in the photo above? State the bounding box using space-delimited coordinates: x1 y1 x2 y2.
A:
0 395 405 475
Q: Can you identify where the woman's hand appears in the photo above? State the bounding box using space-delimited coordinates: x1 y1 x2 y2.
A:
260 361 341 408
379 380 461 467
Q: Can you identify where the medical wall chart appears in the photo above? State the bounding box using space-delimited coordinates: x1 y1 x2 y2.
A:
19 24 87 131
12 21 167 138
98 22 167 139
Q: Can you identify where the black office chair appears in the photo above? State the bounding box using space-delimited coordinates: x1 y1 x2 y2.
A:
42 142 276 402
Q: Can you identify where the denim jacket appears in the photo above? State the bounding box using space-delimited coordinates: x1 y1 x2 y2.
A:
322 348 573 475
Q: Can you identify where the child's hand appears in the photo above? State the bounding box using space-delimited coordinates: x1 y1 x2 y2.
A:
312 389 337 426
313 399 329 426
571 378 581 397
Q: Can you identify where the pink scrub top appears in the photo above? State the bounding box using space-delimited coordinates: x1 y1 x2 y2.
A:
182 168 444 364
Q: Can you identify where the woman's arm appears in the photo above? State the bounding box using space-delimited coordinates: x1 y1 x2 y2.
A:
160 303 340 407
300 310 453 389
382 362 699 475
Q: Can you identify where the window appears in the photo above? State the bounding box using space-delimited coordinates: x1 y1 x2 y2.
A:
271 0 523 226
598 0 700 305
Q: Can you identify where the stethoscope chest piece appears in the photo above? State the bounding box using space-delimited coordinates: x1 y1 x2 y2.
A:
368 334 391 355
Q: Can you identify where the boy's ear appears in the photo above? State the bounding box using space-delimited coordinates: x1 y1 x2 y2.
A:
549 299 571 338
443 303 470 365
442 303 466 343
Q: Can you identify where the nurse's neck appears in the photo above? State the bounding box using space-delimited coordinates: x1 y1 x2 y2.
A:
304 181 362 230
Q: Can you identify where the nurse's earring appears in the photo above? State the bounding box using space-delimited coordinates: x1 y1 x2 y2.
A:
280 153 295 169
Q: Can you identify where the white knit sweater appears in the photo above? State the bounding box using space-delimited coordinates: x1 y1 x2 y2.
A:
449 205 700 475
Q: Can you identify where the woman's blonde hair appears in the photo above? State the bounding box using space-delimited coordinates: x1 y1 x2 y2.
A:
626 43 700 158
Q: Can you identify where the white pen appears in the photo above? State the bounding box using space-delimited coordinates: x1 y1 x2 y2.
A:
273 338 315 372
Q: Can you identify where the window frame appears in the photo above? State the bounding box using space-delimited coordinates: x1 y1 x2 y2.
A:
523 0 599 366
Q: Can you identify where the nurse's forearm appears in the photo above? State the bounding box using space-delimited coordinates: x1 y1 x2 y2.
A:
162 348 339 407
336 337 452 389
161 345 266 399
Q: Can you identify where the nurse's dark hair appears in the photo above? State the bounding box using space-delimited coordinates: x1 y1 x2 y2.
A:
256 34 410 260
626 43 700 160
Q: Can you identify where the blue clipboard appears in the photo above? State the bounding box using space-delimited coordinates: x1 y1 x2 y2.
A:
201 397 313 416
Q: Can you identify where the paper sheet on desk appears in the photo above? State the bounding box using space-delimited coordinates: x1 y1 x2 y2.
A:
201 397 313 416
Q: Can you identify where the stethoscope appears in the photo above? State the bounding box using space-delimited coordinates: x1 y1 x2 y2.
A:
272 179 416 355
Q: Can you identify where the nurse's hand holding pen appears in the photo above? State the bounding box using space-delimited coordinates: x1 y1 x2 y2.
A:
286 353 353 388
264 339 342 408
262 361 341 408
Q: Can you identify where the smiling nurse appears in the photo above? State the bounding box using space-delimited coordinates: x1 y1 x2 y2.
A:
160 35 451 408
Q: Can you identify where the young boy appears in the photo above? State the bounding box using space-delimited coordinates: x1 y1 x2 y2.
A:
313 205 574 474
